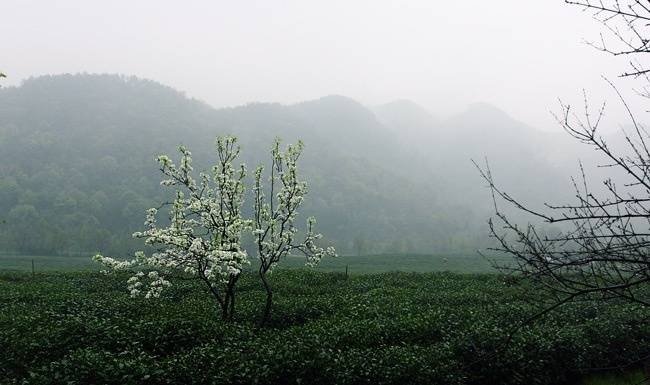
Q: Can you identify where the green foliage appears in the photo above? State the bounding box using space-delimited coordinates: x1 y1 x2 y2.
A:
1 271 647 384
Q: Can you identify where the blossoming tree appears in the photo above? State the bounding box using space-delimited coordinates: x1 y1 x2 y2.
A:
94 136 334 324
94 136 250 321
252 139 336 326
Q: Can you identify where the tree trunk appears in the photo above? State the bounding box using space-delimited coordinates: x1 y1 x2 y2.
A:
259 266 273 327
220 308 229 320
229 295 235 321
225 275 238 322
204 273 240 322
222 296 231 321
200 275 230 321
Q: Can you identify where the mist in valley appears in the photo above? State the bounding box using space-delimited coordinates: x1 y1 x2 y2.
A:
1 1 643 259
0 72 620 258
0 1 638 255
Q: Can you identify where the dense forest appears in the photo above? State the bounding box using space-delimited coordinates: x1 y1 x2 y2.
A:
0 74 593 257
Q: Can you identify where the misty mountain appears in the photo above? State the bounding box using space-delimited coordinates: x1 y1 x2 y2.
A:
0 74 587 257
374 99 438 148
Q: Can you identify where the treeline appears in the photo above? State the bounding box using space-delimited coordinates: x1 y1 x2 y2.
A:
0 74 575 256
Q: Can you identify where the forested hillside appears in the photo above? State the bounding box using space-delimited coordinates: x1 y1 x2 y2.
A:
0 74 580 256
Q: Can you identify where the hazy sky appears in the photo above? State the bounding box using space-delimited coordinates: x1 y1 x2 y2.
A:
2 0 645 131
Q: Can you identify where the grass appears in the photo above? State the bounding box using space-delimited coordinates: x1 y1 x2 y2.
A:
0 252 500 274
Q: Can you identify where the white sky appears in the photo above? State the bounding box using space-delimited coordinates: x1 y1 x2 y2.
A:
2 0 646 131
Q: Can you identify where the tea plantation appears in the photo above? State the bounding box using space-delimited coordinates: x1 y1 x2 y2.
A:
1 270 648 384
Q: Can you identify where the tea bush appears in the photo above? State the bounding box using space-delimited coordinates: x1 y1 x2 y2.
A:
1 271 648 384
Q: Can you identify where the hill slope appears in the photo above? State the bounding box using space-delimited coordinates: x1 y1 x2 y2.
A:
0 74 581 256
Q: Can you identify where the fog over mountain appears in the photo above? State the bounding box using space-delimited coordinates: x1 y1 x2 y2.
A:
3 1 642 132
0 74 605 256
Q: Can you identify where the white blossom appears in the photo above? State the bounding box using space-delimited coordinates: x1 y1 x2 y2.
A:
93 136 334 323
94 136 251 305
252 139 336 273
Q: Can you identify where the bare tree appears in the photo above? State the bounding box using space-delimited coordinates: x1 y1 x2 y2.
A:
476 95 650 307
566 0 650 80
475 0 650 374
478 0 650 308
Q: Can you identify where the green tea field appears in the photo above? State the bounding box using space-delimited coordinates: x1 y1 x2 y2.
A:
1 270 647 384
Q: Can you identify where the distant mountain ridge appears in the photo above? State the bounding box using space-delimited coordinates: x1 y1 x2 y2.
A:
0 74 587 256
